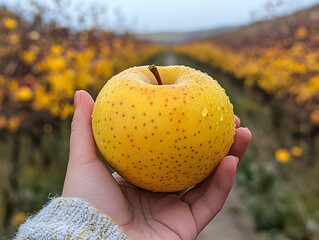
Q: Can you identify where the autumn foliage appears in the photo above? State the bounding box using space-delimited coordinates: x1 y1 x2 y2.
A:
0 8 162 134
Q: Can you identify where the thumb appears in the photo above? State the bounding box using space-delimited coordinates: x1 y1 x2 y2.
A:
69 90 99 167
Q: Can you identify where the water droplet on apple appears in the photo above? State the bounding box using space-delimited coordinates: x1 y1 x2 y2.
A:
201 107 208 117
220 113 224 121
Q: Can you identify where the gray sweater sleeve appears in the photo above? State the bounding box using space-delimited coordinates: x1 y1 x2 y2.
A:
14 197 130 240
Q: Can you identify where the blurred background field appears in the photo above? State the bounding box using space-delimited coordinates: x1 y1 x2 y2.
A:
0 0 319 239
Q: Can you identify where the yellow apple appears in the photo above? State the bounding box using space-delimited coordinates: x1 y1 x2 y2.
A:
92 65 235 192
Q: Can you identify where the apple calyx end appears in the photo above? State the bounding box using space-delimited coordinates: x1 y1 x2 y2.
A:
148 64 163 85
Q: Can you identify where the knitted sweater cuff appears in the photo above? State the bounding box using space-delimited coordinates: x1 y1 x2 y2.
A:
14 197 130 240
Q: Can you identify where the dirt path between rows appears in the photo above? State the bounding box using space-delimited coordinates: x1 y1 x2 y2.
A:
198 185 264 240
160 51 265 240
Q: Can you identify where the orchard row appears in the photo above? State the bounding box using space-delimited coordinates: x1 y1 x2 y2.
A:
175 12 319 134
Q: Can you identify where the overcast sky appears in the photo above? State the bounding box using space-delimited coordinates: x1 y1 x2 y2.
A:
2 0 319 33
104 0 319 32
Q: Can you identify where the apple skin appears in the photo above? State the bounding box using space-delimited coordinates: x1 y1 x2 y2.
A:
92 65 235 192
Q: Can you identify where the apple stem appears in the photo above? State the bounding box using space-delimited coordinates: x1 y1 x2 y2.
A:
149 65 163 85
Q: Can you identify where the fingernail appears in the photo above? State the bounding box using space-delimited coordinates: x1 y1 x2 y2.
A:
234 156 239 165
74 91 81 109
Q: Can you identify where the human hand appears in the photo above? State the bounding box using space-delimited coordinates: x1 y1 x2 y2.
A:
62 90 251 240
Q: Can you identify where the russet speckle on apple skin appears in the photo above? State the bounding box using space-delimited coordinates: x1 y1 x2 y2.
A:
92 65 235 192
